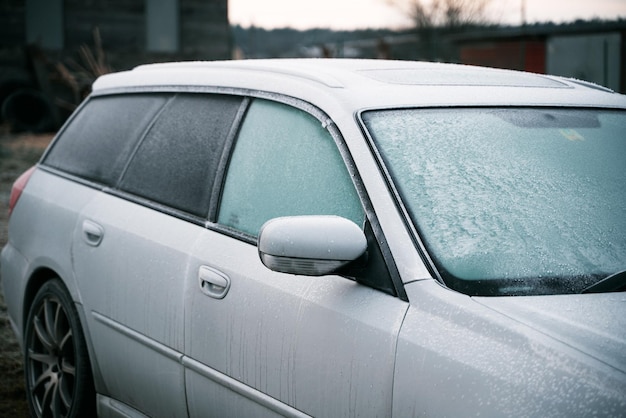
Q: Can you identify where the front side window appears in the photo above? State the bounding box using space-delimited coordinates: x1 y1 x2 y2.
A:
363 108 626 296
218 99 364 237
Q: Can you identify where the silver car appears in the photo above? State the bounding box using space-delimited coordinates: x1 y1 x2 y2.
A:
2 59 625 418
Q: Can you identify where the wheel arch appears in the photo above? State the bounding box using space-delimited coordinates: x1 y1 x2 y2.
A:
22 267 108 397
22 267 59 332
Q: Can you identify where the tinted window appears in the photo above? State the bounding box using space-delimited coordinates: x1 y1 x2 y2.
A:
120 94 243 217
44 94 168 185
218 99 364 236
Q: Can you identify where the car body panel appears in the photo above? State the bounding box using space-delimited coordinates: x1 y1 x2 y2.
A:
97 394 151 418
72 192 193 417
0 239 29 342
184 228 408 417
184 356 310 418
394 280 626 417
93 60 626 112
2 59 625 417
475 293 626 374
332 117 433 284
1 169 97 335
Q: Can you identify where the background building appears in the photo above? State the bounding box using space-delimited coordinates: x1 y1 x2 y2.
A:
0 0 230 132
2 0 230 67
456 21 626 93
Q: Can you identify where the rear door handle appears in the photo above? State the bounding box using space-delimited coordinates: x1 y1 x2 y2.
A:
198 266 230 299
82 220 104 246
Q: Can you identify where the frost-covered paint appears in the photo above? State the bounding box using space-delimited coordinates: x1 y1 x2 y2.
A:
2 59 625 417
395 280 626 417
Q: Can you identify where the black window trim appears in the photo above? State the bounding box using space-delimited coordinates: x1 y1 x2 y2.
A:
37 165 107 192
107 187 209 226
113 92 244 218
205 92 407 301
43 85 408 300
357 106 445 290
115 94 176 187
325 118 407 301
207 97 250 222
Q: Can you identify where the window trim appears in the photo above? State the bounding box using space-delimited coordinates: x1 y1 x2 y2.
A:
208 97 250 222
357 107 445 290
115 93 243 218
213 95 365 239
42 86 408 300
116 94 175 187
210 93 407 300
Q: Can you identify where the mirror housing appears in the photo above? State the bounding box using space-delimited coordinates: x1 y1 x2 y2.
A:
258 216 367 276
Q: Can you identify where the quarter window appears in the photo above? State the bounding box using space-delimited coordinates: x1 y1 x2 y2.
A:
218 99 364 236
43 94 168 185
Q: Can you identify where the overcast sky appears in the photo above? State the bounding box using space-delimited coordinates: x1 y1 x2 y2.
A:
229 0 626 30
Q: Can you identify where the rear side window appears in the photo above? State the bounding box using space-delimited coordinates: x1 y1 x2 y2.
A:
120 94 243 217
44 94 168 185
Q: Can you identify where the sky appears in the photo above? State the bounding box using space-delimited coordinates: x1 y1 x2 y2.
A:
229 0 626 30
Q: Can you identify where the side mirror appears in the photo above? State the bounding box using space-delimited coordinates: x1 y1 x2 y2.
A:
258 216 367 276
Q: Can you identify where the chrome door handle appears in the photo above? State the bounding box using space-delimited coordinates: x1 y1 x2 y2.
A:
82 220 104 246
198 266 230 299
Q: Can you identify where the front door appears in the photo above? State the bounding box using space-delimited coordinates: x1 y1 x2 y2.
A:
184 98 408 417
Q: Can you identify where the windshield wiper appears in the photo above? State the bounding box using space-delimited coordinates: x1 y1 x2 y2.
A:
581 270 626 294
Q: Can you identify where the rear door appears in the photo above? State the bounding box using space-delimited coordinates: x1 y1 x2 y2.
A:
72 93 243 417
184 98 408 417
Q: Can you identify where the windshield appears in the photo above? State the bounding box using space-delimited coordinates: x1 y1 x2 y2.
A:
362 108 626 296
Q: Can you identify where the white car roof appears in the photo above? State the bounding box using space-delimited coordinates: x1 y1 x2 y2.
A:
92 59 626 111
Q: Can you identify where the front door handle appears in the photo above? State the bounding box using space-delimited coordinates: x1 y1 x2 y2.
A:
199 266 230 299
82 220 104 247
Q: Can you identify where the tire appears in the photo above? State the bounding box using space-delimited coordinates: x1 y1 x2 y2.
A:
24 279 96 418
1 88 56 133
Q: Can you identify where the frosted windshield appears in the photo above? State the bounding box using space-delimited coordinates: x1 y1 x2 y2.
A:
363 108 626 296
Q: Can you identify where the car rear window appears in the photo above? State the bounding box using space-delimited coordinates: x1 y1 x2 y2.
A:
119 94 243 217
43 94 169 185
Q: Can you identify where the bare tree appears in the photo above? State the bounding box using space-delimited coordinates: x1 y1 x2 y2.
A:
387 0 492 30
385 0 493 62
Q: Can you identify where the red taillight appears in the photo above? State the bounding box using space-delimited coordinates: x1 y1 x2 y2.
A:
8 166 36 218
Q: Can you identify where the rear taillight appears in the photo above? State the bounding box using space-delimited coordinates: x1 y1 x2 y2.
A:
8 166 36 218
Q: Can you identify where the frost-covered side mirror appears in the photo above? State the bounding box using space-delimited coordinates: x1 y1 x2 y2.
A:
258 216 367 276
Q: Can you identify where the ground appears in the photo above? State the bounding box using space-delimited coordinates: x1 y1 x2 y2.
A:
0 128 54 417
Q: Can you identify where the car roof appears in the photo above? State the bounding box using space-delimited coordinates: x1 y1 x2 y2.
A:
92 59 626 111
